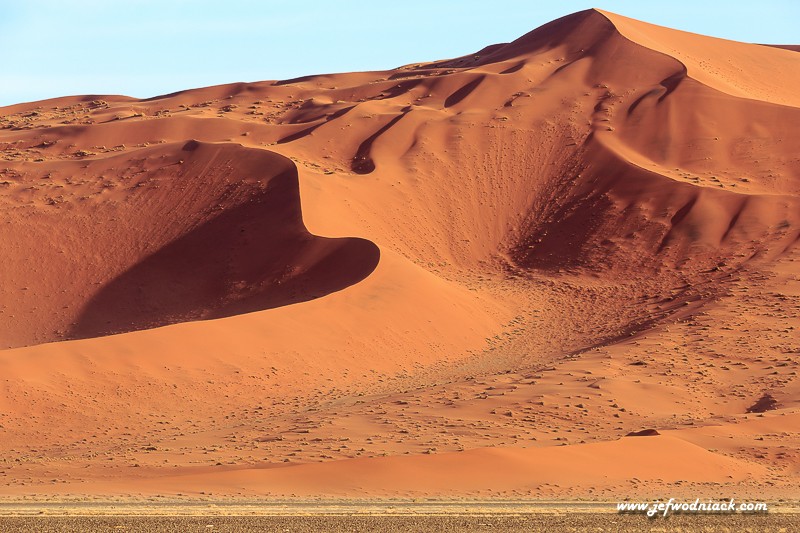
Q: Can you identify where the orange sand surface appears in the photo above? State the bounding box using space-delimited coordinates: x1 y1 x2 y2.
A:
0 9 798 501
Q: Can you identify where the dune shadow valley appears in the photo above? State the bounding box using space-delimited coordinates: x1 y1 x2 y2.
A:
1 8 799 512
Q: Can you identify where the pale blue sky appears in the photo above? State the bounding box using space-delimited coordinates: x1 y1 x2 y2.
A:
1 1 797 106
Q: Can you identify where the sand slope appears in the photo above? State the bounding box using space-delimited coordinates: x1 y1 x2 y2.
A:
0 9 798 499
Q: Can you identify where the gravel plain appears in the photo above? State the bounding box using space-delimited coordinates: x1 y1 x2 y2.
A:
0 512 798 532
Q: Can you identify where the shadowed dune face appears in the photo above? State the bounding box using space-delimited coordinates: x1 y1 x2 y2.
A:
70 173 380 340
0 140 379 346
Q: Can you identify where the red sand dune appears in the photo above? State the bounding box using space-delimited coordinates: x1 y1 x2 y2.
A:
0 9 798 500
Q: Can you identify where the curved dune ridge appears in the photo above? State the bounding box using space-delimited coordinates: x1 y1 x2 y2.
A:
0 139 379 346
0 9 798 499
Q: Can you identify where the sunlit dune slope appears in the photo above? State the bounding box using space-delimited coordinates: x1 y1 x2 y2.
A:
0 8 798 499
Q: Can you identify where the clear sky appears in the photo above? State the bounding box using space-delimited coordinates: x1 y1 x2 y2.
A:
1 0 798 107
